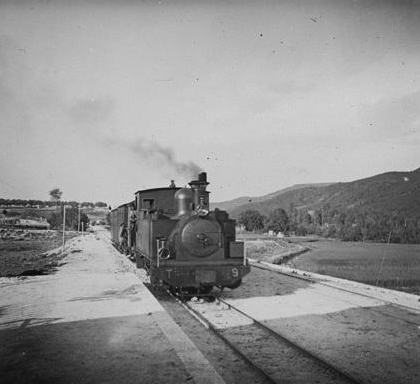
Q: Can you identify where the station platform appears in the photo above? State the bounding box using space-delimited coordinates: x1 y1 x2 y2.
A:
0 229 225 384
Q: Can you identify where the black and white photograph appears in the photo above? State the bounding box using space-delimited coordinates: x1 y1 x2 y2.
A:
1 1 419 383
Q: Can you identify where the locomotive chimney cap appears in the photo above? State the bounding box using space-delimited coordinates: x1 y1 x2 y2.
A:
189 172 209 186
198 172 207 182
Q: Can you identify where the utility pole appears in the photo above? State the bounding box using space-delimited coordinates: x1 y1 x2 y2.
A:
62 205 66 251
78 205 81 232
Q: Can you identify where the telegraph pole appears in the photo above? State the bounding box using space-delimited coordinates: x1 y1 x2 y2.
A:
62 205 66 251
78 205 81 232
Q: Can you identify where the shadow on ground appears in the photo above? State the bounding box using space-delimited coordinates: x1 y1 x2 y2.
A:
0 314 191 384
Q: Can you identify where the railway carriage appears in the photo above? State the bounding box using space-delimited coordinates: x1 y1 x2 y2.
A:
110 201 133 254
111 172 250 293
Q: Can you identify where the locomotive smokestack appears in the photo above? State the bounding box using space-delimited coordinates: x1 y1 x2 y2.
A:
198 172 207 183
189 172 210 210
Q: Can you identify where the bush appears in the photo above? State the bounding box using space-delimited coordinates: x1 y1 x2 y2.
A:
48 207 89 230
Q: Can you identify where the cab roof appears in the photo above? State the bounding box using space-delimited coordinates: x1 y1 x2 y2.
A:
135 187 181 194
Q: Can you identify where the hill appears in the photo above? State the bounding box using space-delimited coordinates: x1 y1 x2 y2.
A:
214 168 420 219
211 183 333 212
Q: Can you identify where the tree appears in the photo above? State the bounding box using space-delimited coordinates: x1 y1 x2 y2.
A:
49 188 63 205
238 210 265 232
94 201 108 208
48 207 89 230
266 208 289 234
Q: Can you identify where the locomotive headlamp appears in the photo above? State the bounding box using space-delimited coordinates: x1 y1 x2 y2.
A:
157 238 170 260
197 207 209 217
196 197 209 217
158 248 170 259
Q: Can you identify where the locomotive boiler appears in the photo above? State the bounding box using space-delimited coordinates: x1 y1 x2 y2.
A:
110 172 250 293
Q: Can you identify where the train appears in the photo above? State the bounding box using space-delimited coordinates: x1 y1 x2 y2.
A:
110 172 250 294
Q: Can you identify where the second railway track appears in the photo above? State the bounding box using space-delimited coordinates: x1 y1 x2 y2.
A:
171 290 366 384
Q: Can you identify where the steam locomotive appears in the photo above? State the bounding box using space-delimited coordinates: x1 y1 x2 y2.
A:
110 172 250 293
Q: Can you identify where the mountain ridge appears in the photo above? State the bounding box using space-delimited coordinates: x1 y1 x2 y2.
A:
212 167 420 219
211 183 333 212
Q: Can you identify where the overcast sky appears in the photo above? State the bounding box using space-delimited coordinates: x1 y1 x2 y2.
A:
1 0 419 206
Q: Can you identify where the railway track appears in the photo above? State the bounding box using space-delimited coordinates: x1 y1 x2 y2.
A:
166 290 278 384
170 289 367 384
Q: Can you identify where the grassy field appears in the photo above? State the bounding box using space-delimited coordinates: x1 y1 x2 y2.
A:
287 240 420 295
0 229 79 277
2 207 57 221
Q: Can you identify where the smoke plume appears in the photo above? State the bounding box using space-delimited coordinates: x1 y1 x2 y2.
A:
104 137 203 179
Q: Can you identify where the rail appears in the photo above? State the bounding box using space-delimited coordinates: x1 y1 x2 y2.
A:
217 297 366 384
166 289 279 384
